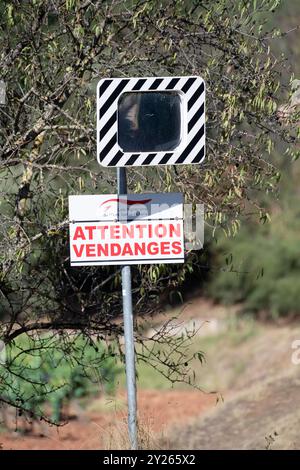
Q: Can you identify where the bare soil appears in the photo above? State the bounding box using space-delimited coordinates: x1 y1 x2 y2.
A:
167 369 300 450
164 301 300 450
0 389 215 450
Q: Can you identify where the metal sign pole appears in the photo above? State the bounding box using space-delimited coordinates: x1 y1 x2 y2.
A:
117 167 138 450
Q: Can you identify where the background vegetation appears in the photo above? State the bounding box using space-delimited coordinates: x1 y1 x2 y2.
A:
0 0 298 425
207 0 300 318
1 334 120 425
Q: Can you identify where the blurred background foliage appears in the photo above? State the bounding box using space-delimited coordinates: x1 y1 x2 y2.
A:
1 333 120 425
208 202 300 317
207 0 300 319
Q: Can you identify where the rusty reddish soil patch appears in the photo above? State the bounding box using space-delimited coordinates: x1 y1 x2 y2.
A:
137 389 216 433
0 389 216 450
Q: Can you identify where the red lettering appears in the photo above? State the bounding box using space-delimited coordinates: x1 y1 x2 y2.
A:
86 244 96 257
111 243 121 256
122 224 135 239
136 224 147 238
161 241 170 255
148 242 159 255
110 225 120 239
97 225 109 239
134 242 146 256
172 241 182 255
73 244 84 257
85 226 96 240
170 223 181 238
154 224 167 238
122 243 134 256
73 226 85 240
97 243 109 256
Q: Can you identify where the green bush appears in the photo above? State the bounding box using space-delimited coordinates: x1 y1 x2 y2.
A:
0 334 121 424
208 205 300 318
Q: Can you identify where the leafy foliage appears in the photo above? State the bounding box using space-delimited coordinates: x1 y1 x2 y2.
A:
0 333 120 424
208 200 300 317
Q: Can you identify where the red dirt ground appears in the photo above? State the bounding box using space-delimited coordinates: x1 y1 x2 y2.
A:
0 389 216 450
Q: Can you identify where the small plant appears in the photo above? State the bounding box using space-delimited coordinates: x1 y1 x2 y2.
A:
265 431 278 450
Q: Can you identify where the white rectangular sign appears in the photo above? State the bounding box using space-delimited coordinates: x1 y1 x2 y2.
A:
69 193 184 266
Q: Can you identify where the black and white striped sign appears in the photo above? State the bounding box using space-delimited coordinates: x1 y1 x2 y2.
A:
97 76 205 167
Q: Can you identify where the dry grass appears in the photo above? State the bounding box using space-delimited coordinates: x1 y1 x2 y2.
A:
103 413 164 450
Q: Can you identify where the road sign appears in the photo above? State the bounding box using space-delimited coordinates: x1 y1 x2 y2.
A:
69 193 184 266
97 76 205 167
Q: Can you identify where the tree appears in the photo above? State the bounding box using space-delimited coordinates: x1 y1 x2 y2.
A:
0 0 297 422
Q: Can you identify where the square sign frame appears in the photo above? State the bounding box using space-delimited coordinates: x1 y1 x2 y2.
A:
97 76 205 167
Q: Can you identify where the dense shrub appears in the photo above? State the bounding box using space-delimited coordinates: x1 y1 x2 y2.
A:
208 205 300 318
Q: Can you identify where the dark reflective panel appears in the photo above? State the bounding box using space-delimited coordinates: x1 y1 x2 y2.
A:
118 91 181 152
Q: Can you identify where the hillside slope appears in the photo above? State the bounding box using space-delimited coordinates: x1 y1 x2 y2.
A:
166 309 300 450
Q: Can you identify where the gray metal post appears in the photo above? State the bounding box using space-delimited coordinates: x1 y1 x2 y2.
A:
117 167 138 450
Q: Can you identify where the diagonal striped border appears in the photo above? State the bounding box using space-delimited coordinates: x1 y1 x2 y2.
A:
97 76 205 167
